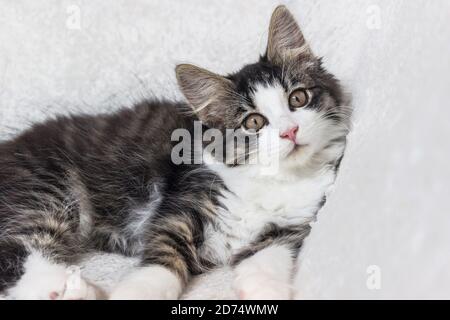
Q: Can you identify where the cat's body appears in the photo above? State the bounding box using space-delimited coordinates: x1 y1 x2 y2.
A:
0 6 350 299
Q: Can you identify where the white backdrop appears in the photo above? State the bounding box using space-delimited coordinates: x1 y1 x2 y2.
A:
1 0 449 299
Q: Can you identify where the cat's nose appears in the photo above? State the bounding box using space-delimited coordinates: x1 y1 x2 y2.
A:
280 126 299 143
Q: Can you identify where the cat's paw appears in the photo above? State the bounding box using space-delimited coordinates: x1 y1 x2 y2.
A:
7 252 99 300
235 275 292 300
233 245 294 300
109 265 181 300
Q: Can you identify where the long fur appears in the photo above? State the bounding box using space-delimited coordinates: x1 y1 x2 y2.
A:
0 5 351 299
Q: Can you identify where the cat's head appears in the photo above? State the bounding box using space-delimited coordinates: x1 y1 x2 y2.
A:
176 6 350 171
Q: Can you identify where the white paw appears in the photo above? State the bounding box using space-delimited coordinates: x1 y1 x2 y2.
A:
7 252 99 300
235 274 292 300
233 245 294 300
109 265 182 300
59 273 101 300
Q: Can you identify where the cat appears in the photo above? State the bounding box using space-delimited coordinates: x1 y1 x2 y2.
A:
0 5 350 300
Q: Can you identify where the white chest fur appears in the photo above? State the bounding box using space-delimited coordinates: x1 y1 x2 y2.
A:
200 163 336 264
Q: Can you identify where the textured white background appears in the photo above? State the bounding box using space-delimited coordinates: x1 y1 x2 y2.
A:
0 0 449 299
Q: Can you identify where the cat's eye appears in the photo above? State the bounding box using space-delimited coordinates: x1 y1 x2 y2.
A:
289 89 309 109
243 113 266 132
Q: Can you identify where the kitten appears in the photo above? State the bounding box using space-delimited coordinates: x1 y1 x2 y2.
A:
0 6 350 300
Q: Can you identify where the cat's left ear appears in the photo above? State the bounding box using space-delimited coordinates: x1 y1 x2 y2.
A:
176 64 234 127
266 5 314 65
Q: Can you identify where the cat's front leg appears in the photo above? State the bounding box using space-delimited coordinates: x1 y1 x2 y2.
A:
109 215 197 300
233 245 295 300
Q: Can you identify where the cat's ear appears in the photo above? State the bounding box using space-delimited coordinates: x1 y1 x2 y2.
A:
176 64 233 127
266 5 314 64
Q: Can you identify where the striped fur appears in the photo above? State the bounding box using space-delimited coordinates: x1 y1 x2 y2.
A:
0 6 350 299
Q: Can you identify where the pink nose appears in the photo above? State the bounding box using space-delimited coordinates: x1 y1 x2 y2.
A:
280 126 299 143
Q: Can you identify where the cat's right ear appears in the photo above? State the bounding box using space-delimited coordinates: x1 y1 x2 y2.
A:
176 64 233 127
266 5 314 65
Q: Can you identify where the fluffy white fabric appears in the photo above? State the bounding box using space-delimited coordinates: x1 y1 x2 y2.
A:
291 0 450 299
1 0 449 299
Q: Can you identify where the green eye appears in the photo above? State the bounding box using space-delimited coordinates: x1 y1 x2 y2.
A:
289 89 309 109
243 113 266 132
